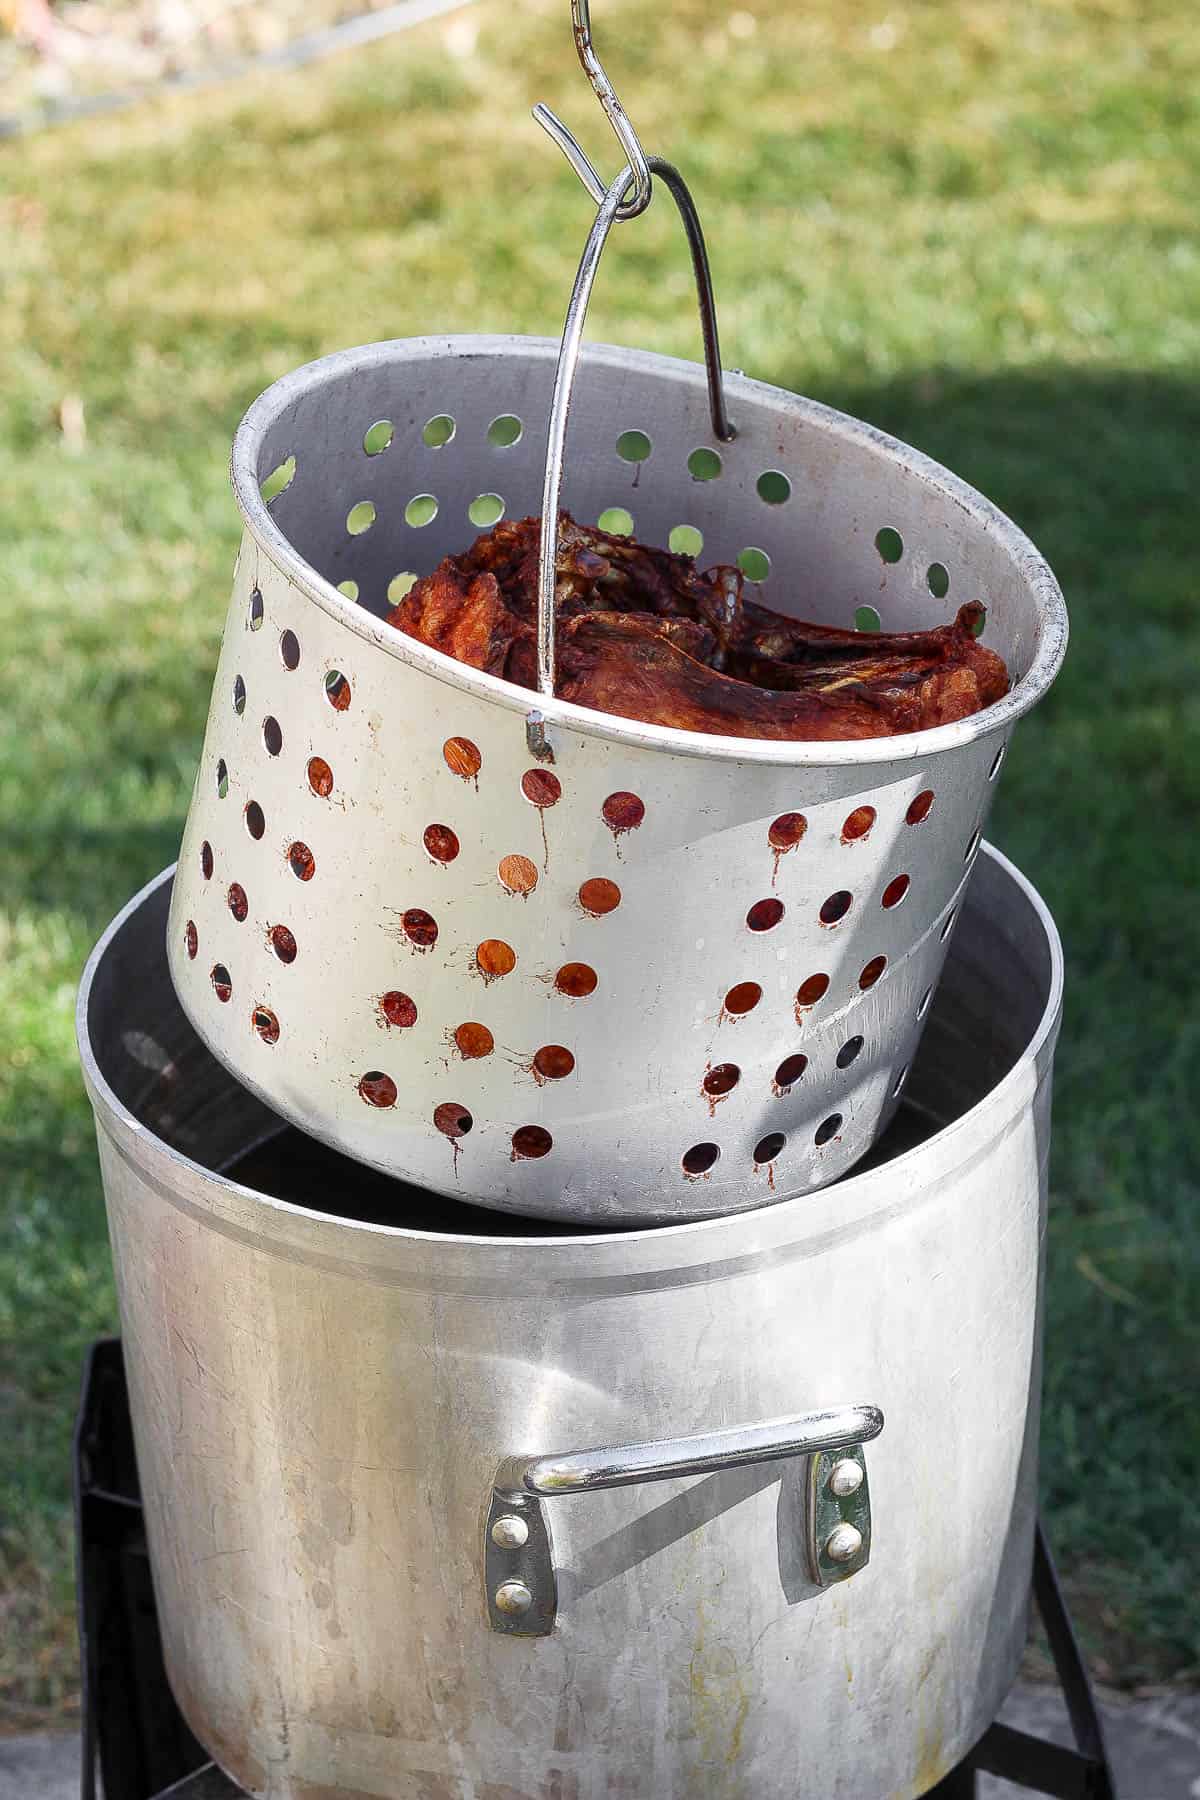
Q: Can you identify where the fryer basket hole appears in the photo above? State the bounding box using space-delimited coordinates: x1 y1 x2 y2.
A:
579 877 620 915
402 909 438 948
688 447 722 481
768 812 807 849
423 824 460 863
682 1142 720 1176
422 415 455 448
363 420 393 456
842 805 876 841
499 854 538 895
444 736 481 779
756 470 791 505
381 991 418 1028
737 546 770 581
747 898 784 932
435 1103 473 1138
533 1045 575 1080
269 924 297 964
522 769 562 807
307 756 334 797
253 1006 280 1045
512 1125 553 1159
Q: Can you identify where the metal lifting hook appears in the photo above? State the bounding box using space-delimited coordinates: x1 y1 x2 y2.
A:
528 0 735 704
558 0 653 220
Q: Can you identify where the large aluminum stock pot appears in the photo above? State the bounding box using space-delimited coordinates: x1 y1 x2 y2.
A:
80 843 1063 1800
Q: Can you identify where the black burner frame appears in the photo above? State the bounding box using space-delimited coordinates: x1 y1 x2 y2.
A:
74 1339 1117 1800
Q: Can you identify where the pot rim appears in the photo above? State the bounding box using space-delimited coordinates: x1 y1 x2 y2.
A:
78 845 1063 1262
230 335 1068 770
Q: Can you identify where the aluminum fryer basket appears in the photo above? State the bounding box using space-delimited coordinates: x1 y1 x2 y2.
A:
165 90 1066 1224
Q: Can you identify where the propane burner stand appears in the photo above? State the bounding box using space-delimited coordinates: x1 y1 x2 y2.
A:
76 1338 1116 1800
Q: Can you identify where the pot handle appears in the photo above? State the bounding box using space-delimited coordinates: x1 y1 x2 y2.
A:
486 1403 883 1636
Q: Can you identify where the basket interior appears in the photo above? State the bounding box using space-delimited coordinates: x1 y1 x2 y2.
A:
248 339 1051 688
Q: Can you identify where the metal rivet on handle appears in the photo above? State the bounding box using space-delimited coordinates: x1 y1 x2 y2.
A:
491 1515 530 1550
494 1580 534 1615
828 1459 864 1498
824 1522 864 1564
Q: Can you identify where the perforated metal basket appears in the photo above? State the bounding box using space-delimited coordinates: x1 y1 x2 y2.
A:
164 314 1066 1223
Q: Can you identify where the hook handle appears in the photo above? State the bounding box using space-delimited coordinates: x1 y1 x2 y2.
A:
571 0 652 221
533 131 735 699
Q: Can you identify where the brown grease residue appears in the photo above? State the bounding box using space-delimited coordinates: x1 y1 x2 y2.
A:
200 839 214 879
184 919 198 959
210 964 232 1002
555 961 597 997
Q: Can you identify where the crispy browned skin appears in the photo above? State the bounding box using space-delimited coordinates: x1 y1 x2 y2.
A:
388 514 1009 739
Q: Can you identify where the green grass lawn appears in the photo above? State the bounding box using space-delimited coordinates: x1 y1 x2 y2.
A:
2 0 1198 1729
